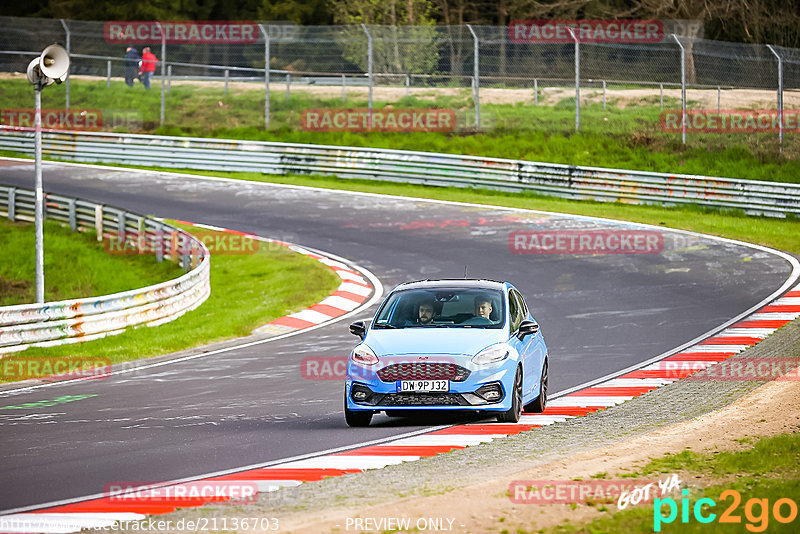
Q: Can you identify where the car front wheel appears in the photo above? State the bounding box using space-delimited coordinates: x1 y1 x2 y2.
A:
344 390 373 427
497 367 522 423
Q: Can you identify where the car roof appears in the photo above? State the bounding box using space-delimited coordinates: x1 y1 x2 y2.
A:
393 279 508 292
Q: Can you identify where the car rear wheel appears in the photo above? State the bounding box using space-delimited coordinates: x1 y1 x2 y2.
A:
524 359 548 414
344 391 373 427
497 367 522 423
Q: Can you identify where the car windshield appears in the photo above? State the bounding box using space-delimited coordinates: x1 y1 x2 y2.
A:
374 287 505 329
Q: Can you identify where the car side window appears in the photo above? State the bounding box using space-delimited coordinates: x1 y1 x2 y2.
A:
509 290 524 332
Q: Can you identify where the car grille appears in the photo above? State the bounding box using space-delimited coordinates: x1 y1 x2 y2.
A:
377 362 470 382
381 393 470 406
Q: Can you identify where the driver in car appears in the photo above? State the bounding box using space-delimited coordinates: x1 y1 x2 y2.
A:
407 299 436 326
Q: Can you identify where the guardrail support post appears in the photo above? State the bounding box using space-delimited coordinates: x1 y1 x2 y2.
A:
68 198 76 231
285 73 290 102
95 204 103 241
154 222 164 263
405 74 410 99
8 187 15 222
534 79 538 105
567 27 580 131
766 44 783 153
60 19 70 110
361 24 373 127
224 68 229 95
672 34 686 144
466 24 479 129
341 74 346 102
258 24 270 129
167 65 172 92
107 60 111 88
117 210 125 241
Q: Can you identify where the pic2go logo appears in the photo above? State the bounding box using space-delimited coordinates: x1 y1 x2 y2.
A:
654 489 798 532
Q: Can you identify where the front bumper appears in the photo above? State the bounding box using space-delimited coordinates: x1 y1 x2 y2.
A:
345 356 517 412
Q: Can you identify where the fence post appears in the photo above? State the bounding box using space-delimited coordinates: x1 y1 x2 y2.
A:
157 22 166 128
167 65 172 92
224 69 229 95
285 73 290 102
107 60 111 88
672 34 686 144
405 74 410 99
361 24 373 127
341 73 346 102
534 78 538 105
466 24 480 129
602 80 606 109
8 187 15 222
660 83 663 111
766 45 783 153
60 19 70 110
567 27 580 131
258 24 270 129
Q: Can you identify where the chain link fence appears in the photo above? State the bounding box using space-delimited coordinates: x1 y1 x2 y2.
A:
0 16 797 147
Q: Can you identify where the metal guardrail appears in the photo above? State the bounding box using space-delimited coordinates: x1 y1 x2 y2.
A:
0 184 211 353
1 129 799 217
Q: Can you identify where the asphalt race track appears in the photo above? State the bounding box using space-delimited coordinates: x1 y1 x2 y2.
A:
0 160 795 512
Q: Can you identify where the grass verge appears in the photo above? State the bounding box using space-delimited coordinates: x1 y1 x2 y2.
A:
0 218 181 306
547 431 800 533
1 76 798 181
1 223 342 382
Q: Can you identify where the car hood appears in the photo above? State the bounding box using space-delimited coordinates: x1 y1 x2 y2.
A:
363 327 507 357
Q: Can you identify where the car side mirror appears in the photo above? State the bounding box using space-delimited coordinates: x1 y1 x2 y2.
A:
518 319 539 339
349 320 367 339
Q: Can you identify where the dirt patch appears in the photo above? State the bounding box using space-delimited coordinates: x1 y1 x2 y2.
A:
279 378 800 533
0 276 31 304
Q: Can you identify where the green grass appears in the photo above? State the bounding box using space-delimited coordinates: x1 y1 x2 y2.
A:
0 218 181 306
544 432 800 533
2 223 341 381
2 77 799 182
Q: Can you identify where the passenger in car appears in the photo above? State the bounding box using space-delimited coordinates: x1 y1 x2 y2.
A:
474 295 493 320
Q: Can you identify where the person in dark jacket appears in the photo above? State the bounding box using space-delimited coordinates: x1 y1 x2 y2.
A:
124 46 140 87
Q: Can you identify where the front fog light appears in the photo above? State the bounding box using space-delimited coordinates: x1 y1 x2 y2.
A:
476 382 504 402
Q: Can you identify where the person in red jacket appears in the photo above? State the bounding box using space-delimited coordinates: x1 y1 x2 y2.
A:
139 47 158 89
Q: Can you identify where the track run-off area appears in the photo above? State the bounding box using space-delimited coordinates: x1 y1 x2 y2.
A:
0 159 798 529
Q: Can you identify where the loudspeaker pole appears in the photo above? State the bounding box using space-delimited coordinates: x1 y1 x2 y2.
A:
34 80 44 303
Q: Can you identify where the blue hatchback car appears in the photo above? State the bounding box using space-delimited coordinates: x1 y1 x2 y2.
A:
345 279 548 427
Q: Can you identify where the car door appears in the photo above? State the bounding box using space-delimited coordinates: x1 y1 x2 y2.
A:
511 289 544 399
506 288 532 396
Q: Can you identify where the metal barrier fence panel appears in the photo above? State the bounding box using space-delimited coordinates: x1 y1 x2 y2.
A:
0 182 211 353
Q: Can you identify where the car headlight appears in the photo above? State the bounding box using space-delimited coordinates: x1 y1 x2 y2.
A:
472 344 510 365
351 344 379 366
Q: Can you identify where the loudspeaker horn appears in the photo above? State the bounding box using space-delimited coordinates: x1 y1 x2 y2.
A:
39 44 70 82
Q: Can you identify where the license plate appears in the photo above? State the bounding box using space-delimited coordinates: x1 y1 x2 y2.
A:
397 380 449 393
